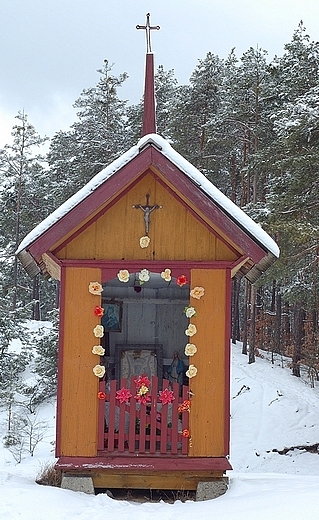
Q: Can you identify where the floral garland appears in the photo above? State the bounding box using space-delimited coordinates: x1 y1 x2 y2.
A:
88 273 205 450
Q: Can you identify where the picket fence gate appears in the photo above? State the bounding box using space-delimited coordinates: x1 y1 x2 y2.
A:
98 376 190 456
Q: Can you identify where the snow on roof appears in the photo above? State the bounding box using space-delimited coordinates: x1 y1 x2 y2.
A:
16 134 279 258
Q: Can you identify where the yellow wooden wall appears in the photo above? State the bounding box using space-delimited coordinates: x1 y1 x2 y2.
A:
59 267 101 456
55 172 238 263
188 269 228 457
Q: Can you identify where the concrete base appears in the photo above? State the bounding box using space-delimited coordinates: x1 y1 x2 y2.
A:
61 474 95 494
196 478 229 501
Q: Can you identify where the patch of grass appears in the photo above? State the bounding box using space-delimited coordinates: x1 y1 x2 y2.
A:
36 461 62 487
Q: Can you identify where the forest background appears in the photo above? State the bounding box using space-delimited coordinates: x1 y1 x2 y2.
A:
0 22 318 442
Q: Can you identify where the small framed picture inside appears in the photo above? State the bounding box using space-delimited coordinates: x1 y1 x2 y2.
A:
101 300 123 332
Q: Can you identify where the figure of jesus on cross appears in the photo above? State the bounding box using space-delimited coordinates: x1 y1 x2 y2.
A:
133 194 162 236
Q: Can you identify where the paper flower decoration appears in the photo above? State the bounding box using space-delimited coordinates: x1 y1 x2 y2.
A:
182 429 190 438
161 268 172 282
178 400 191 413
134 375 151 388
116 387 132 404
190 286 205 300
158 388 175 405
93 325 104 338
184 306 197 318
93 365 105 378
186 364 198 378
176 275 188 287
185 324 197 337
185 343 197 356
135 392 151 405
138 268 150 284
88 282 103 295
117 269 130 282
94 305 104 317
92 345 105 356
98 391 107 400
140 236 150 248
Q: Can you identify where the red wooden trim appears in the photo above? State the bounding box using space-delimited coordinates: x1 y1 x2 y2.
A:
56 455 232 471
55 266 66 457
98 381 106 451
142 53 156 136
150 147 267 263
153 173 240 257
53 170 151 255
224 268 232 456
26 142 269 265
59 259 235 269
28 147 153 260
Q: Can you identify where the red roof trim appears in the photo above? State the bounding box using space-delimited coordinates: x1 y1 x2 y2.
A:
28 147 152 260
150 147 267 263
27 143 268 264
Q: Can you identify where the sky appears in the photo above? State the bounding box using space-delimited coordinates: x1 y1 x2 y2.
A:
1 339 319 518
1 0 319 147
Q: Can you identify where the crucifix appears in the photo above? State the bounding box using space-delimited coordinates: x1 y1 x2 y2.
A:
133 194 162 235
136 13 160 53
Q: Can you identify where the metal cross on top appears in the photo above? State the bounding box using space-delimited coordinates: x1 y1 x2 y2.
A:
136 13 160 53
133 194 162 235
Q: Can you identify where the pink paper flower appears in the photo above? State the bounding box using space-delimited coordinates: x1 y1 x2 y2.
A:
158 388 175 405
116 387 132 404
134 375 151 389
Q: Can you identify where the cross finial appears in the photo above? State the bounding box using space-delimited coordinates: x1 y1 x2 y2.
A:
136 13 160 53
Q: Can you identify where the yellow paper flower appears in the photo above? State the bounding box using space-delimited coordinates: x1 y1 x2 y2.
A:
185 323 197 337
93 325 104 338
88 282 103 295
117 269 130 282
161 268 172 282
138 384 149 395
92 345 105 356
186 364 198 378
190 286 205 299
139 236 150 248
185 343 197 356
93 364 106 378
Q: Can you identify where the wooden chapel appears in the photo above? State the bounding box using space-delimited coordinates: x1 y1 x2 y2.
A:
17 15 279 496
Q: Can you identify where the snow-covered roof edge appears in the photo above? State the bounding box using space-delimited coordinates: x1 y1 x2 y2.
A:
16 133 279 258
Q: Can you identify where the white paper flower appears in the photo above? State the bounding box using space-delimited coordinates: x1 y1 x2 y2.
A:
186 364 198 378
185 323 197 337
184 306 197 318
138 268 150 283
139 236 150 248
161 268 172 282
190 286 205 300
117 269 130 282
88 281 103 295
93 364 106 378
185 343 197 356
93 325 104 338
92 345 105 356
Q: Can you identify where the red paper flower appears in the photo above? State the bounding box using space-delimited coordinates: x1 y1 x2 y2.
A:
176 275 188 287
135 393 151 405
94 305 104 317
134 375 151 389
178 400 191 413
97 391 106 400
182 429 190 438
116 387 132 404
158 388 175 405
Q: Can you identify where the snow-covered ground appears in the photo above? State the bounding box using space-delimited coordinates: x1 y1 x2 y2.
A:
1 343 319 519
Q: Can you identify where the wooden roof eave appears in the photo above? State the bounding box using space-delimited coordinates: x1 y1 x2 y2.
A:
17 142 274 281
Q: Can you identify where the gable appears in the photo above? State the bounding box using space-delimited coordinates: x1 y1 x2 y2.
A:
54 171 239 263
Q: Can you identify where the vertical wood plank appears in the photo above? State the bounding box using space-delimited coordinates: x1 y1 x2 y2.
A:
59 267 100 457
188 269 227 457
